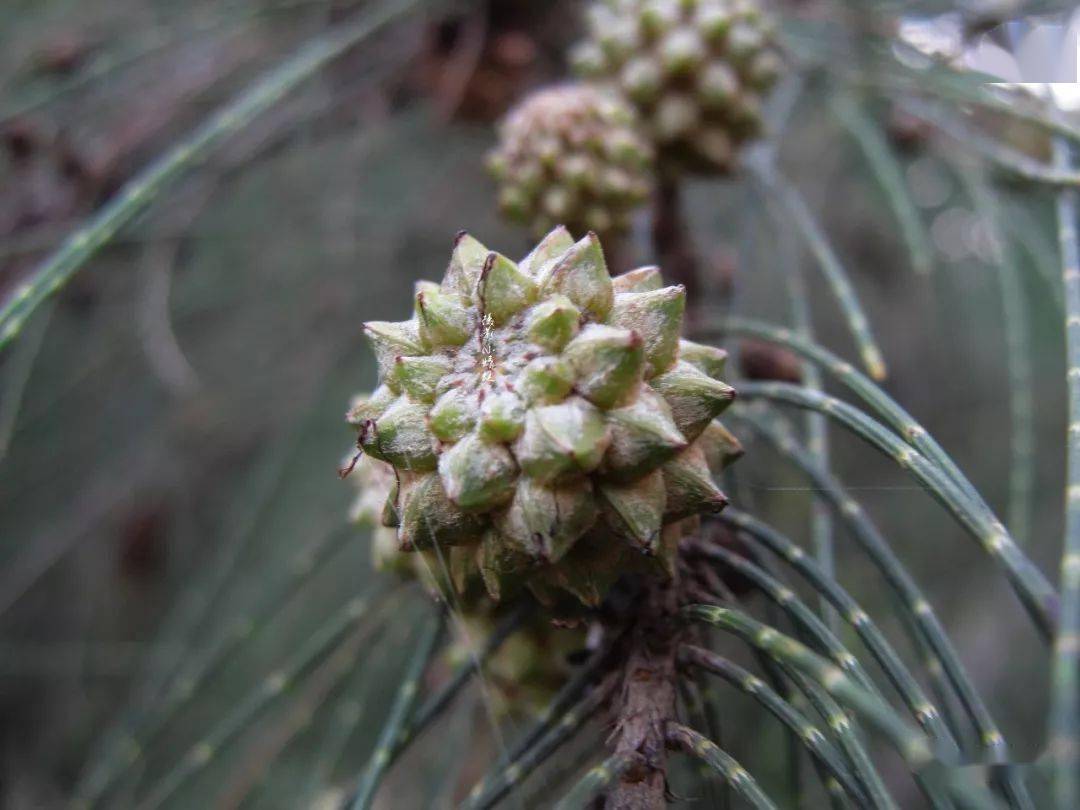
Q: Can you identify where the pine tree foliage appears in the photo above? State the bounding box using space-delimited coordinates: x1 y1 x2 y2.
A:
1 0 1079 808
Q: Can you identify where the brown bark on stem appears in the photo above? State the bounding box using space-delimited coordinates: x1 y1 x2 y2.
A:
605 574 682 810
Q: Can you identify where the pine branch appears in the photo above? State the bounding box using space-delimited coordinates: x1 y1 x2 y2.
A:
129 594 388 810
687 541 882 696
398 607 525 752
551 754 635 810
699 511 958 749
675 676 732 808
960 165 1035 548
746 157 887 380
710 509 1036 808
458 676 614 810
733 409 1024 791
774 660 897 810
683 606 1006 809
712 317 982 506
666 723 779 810
770 185 836 633
899 98 1080 188
76 525 360 805
0 0 427 353
336 604 525 810
497 638 618 771
734 382 1059 639
687 533 959 804
680 644 865 805
606 575 682 810
350 610 445 810
830 93 933 276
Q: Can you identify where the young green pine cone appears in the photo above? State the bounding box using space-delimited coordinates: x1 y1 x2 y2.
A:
345 227 741 608
487 84 653 237
572 0 783 173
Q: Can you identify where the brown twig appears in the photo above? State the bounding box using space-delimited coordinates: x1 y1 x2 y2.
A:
605 574 682 810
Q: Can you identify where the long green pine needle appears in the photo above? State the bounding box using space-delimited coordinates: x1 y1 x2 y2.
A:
1051 135 1080 810
735 381 1059 638
732 409 1028 801
0 0 427 353
682 606 1004 810
747 157 888 380
350 610 445 810
666 723 780 810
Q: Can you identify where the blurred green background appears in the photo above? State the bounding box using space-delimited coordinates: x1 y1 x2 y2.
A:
0 0 1076 807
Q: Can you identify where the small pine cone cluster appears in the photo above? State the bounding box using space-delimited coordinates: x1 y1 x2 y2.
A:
572 0 783 172
487 84 653 238
345 227 741 609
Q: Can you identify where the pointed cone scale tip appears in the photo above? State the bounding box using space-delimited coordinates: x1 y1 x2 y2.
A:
678 339 728 379
612 265 663 294
394 355 449 403
537 535 620 608
363 320 425 391
563 324 645 409
478 251 537 324
651 361 736 441
444 232 489 303
514 398 610 482
662 446 728 522
495 478 597 565
381 482 400 528
359 400 438 471
518 356 575 406
602 389 688 482
448 545 474 595
478 544 505 602
478 530 535 602
700 421 744 472
416 288 471 348
478 389 526 443
428 388 477 443
346 385 396 427
519 225 575 276
415 279 439 297
537 232 613 320
610 285 686 378
363 320 423 352
525 295 580 353
600 471 666 554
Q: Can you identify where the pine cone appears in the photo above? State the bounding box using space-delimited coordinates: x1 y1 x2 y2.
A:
487 84 653 237
573 0 783 173
345 227 741 608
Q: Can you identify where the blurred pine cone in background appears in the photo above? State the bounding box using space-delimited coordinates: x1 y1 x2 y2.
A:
573 0 783 173
487 83 654 238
